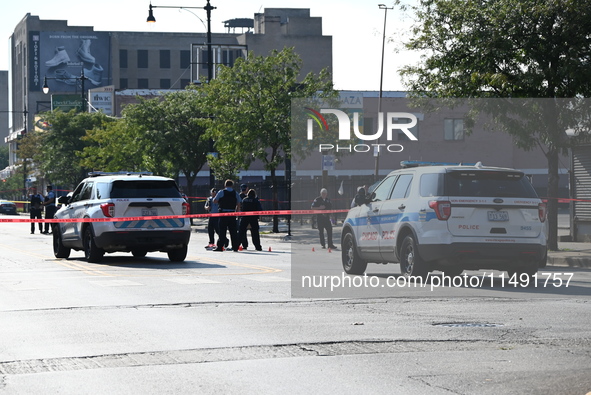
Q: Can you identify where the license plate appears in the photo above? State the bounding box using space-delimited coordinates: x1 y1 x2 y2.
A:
142 208 157 216
488 211 509 221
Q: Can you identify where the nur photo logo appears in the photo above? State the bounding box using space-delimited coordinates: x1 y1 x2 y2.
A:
305 107 418 153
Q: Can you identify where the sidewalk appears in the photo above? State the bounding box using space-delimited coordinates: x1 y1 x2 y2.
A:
191 218 591 269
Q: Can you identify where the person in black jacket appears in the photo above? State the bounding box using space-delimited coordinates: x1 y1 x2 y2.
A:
213 180 241 252
311 188 337 249
239 189 263 251
29 186 44 234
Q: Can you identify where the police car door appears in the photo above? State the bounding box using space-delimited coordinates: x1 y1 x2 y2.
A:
63 182 94 241
378 174 413 262
358 175 397 262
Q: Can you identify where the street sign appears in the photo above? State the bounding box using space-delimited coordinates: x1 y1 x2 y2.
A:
322 155 334 171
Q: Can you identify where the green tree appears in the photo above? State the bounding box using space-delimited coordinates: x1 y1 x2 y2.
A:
0 146 8 170
198 47 336 232
16 132 45 198
1 167 25 202
400 0 591 250
207 155 240 182
80 117 147 172
121 90 210 209
40 110 113 188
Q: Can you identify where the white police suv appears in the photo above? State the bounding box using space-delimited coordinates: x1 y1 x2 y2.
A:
53 172 191 263
341 162 548 279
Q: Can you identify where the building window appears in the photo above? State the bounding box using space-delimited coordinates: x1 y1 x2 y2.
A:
444 118 464 141
180 50 190 69
120 49 128 68
160 79 171 89
137 50 148 68
220 49 243 67
160 50 170 69
397 123 419 141
200 49 210 72
180 79 191 89
119 78 128 89
138 78 149 89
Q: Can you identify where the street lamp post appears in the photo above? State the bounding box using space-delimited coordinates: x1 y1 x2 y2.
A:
42 70 89 112
147 1 216 83
147 0 217 188
374 3 394 181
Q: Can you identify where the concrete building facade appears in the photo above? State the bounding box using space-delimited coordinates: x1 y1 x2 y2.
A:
0 71 8 147
5 8 333 167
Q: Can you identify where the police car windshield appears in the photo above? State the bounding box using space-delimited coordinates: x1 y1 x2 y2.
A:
110 180 182 199
444 170 538 198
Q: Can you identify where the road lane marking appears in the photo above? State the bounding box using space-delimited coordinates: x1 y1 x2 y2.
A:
0 242 49 259
246 276 291 282
163 277 223 284
89 280 144 287
65 254 283 278
0 282 58 291
0 241 283 279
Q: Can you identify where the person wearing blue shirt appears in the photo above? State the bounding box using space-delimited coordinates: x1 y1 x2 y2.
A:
42 185 56 234
213 180 242 252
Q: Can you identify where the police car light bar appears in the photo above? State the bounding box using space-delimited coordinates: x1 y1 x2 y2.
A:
400 161 480 168
88 171 154 177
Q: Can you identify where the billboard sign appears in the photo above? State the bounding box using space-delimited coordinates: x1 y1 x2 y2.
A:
51 94 83 112
88 85 114 115
30 31 110 92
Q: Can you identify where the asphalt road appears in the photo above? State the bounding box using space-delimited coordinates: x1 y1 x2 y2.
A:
0 220 590 394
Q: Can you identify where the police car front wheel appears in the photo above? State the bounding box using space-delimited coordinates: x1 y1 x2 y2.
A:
84 226 104 263
341 232 367 275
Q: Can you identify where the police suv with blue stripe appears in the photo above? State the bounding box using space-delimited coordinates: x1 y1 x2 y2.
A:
53 172 191 263
341 162 548 279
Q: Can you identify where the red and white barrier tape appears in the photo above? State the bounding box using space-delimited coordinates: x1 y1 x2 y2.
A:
0 209 350 224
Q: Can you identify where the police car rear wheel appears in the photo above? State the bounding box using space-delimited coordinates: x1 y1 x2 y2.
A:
400 235 428 280
132 249 147 258
342 232 367 275
168 245 188 262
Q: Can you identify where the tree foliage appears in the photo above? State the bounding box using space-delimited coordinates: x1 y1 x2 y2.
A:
118 90 210 201
0 146 8 170
39 110 113 188
400 0 591 250
80 117 145 172
197 47 336 231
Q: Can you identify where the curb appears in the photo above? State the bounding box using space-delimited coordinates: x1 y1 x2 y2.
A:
547 254 591 269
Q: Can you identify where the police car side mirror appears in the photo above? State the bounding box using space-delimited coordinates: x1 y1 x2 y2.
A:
369 192 376 202
58 195 70 205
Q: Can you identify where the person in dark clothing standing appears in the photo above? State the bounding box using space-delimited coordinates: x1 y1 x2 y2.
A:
29 186 44 234
238 183 248 246
213 180 241 252
239 184 248 200
42 185 56 234
239 189 263 251
204 188 219 248
311 188 337 249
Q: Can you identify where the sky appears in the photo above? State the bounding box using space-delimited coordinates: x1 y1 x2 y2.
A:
2 0 418 92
